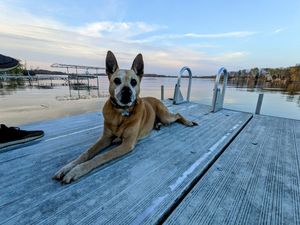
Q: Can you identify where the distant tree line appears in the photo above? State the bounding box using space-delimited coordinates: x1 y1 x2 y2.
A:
225 64 300 94
228 64 300 83
3 62 300 84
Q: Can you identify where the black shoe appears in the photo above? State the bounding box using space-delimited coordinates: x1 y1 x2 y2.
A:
0 54 19 71
0 124 44 149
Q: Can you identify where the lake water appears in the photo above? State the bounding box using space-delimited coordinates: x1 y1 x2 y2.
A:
141 77 300 120
1 76 299 121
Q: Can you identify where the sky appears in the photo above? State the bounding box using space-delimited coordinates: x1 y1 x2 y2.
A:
0 0 299 76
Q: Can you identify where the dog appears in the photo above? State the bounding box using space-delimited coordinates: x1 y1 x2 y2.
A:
53 51 197 184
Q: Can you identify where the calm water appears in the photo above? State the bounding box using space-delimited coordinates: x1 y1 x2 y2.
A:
140 77 300 120
1 76 299 120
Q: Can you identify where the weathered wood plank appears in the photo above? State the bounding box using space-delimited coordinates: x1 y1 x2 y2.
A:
164 115 300 225
0 102 251 225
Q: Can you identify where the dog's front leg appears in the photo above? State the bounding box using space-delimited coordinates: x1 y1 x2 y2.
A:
61 136 136 184
53 133 113 181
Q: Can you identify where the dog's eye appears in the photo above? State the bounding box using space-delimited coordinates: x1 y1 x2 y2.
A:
114 78 121 85
131 79 137 87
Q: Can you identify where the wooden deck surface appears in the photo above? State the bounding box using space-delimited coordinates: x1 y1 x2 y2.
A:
1 101 299 225
165 115 300 225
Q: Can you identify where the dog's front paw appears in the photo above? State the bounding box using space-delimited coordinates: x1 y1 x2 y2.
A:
186 121 198 127
154 122 162 130
61 164 89 184
52 162 75 181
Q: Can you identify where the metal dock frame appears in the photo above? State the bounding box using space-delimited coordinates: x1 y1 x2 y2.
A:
173 66 193 105
211 67 228 112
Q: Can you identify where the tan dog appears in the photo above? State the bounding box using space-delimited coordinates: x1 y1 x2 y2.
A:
53 51 197 184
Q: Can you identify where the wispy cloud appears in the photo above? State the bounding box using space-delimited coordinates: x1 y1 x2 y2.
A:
77 21 164 38
213 51 249 61
0 2 252 75
184 31 256 38
274 28 285 33
132 31 256 43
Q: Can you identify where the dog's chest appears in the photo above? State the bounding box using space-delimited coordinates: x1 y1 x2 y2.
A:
106 115 132 138
110 123 125 138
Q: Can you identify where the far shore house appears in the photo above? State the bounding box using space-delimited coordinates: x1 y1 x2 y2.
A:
260 68 273 81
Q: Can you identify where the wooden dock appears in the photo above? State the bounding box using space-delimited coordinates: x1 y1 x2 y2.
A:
0 101 299 225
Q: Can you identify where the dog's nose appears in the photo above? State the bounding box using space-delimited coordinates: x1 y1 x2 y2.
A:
120 86 132 104
121 86 132 95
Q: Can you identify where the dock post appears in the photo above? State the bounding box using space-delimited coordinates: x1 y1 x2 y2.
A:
161 85 164 100
87 76 90 95
97 76 100 97
255 93 264 114
77 75 80 98
68 76 71 97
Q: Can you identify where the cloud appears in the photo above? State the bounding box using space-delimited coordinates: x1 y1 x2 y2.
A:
184 31 256 38
77 21 163 38
0 1 252 75
212 51 249 61
274 28 285 33
132 31 256 43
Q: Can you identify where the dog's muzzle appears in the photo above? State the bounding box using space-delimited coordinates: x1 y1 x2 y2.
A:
120 86 132 104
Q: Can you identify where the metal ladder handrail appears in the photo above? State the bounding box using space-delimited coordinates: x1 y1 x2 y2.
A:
173 66 193 104
211 67 228 112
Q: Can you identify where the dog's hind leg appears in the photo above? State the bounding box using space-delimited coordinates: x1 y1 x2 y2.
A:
160 112 197 126
156 104 197 127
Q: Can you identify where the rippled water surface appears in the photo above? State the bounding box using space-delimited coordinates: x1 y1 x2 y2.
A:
1 75 299 120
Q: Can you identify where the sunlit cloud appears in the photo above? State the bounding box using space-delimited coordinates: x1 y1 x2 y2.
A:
0 1 254 75
77 21 164 38
184 31 256 38
132 31 256 43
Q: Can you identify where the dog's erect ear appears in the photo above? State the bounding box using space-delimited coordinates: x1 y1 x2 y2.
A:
131 53 144 78
106 51 119 78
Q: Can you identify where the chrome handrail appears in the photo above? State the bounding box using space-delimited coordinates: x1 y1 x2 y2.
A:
173 66 193 105
211 67 228 112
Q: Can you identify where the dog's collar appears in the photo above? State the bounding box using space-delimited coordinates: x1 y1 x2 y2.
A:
110 97 137 116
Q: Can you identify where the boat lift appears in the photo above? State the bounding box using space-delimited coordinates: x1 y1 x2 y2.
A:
50 63 105 75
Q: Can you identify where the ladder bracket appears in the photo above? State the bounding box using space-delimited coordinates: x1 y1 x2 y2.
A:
211 67 228 112
173 67 193 105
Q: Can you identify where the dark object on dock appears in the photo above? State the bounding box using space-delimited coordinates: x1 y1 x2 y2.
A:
0 124 44 149
0 54 19 71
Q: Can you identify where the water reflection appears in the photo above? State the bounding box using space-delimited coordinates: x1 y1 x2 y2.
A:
226 77 300 107
0 75 299 120
0 75 100 97
0 78 27 96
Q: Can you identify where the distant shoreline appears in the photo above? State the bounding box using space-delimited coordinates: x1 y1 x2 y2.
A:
1 73 215 79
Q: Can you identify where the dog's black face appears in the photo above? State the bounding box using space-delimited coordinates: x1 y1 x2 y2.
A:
106 51 144 107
